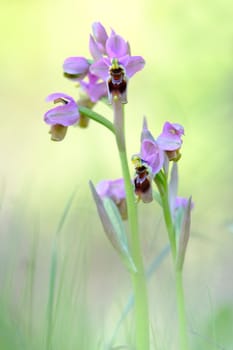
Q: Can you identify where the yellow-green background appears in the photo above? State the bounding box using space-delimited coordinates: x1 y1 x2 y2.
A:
1 0 233 347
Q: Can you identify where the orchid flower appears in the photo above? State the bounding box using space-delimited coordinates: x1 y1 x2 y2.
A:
44 93 79 141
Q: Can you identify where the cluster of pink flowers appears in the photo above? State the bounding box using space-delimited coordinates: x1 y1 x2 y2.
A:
43 21 191 219
44 22 145 140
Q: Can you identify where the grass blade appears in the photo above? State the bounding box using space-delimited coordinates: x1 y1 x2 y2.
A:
46 189 77 350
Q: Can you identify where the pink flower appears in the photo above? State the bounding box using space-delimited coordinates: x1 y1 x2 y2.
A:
156 122 184 161
44 93 79 126
90 30 145 103
44 93 79 141
157 122 184 151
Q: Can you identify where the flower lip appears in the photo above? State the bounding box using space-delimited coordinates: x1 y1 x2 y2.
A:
44 93 80 126
132 156 153 203
107 58 128 103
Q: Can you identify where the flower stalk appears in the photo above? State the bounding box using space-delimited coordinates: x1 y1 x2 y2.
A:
113 97 150 350
155 172 176 261
155 171 189 350
79 106 115 133
175 268 189 350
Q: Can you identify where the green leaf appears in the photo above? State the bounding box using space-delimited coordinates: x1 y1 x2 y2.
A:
169 162 178 216
176 196 192 270
192 304 233 350
204 304 233 349
46 189 77 350
107 245 170 349
89 181 136 273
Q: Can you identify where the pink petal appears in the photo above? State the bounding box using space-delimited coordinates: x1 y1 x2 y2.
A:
63 57 89 77
90 58 110 80
44 93 79 126
106 33 129 58
92 22 108 45
124 56 145 78
89 35 103 61
141 139 164 175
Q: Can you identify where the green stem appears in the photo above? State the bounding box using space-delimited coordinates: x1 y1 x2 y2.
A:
158 175 189 349
175 269 189 350
79 106 115 134
159 180 176 261
113 98 150 350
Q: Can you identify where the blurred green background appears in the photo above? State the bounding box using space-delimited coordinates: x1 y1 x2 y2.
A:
1 0 233 348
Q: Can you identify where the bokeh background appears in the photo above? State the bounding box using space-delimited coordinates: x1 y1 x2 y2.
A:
1 0 233 348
